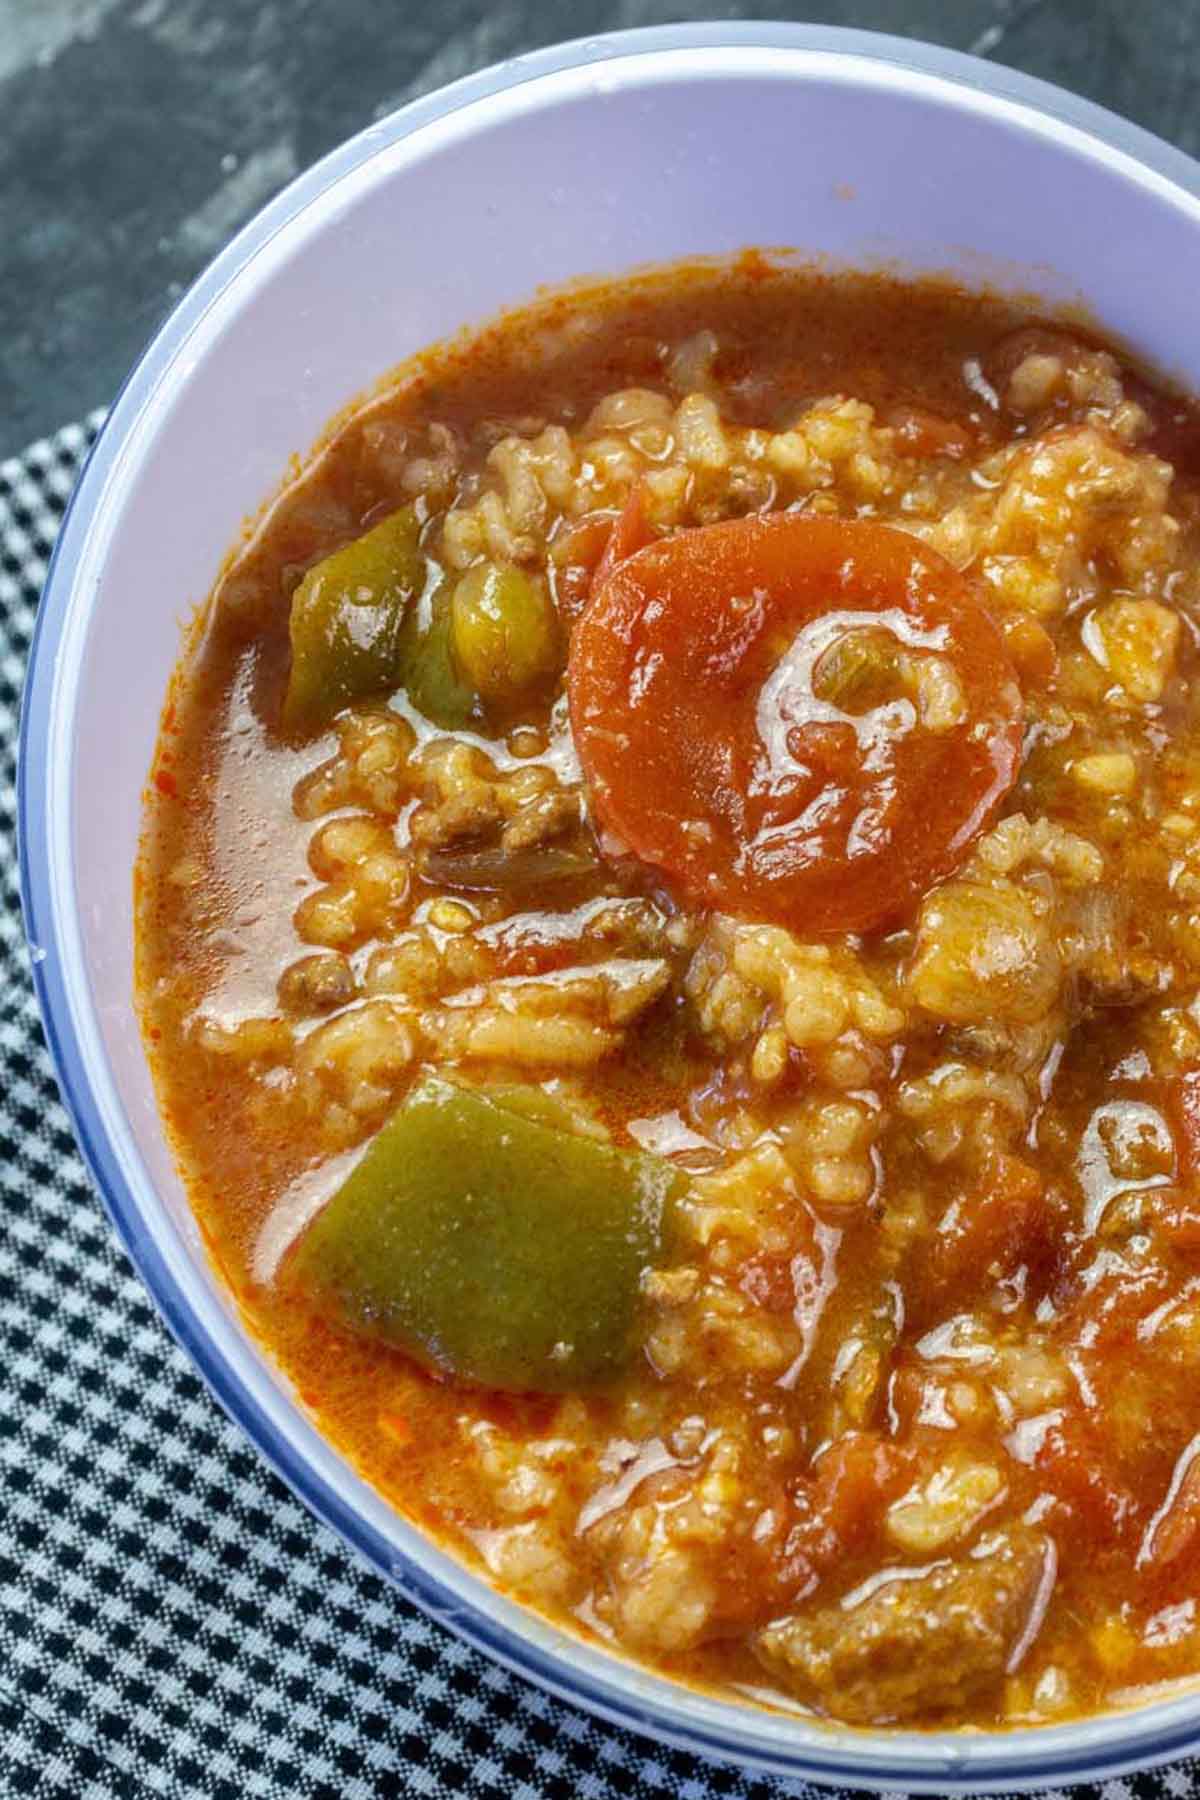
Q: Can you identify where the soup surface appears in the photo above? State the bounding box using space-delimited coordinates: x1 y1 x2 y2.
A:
138 260 1200 1728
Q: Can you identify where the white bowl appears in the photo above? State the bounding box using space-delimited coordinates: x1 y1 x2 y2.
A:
20 23 1200 1792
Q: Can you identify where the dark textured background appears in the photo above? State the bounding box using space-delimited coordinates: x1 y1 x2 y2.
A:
6 7 1200 1797
4 0 1200 454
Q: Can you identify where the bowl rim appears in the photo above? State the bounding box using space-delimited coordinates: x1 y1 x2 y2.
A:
18 21 1200 1792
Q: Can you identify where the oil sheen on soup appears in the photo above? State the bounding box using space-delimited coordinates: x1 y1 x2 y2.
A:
137 259 1200 1729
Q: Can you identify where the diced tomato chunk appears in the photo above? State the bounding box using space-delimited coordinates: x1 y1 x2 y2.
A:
1002 615 1058 689
802 1432 910 1557
887 404 975 460
926 1154 1052 1294
1034 1413 1138 1545
591 481 655 598
1170 1070 1200 1182
552 516 615 620
777 1431 910 1601
812 1431 910 1549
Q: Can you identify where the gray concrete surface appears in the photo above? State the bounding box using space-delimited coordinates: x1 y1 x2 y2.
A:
3 0 1199 453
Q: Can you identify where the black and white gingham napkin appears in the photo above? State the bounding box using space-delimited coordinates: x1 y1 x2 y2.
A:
1 417 1195 1800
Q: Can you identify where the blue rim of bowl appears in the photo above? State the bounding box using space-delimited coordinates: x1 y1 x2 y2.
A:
18 22 1200 1792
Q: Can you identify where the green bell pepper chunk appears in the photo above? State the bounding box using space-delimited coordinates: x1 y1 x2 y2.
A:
450 562 561 709
397 579 477 729
283 508 424 735
291 1074 684 1393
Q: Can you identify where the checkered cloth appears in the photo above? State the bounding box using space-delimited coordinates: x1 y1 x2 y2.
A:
0 417 1194 1800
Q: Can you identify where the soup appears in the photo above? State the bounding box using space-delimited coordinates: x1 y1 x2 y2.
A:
137 259 1200 1728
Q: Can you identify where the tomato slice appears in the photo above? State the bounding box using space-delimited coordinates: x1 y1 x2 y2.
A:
569 512 1022 933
